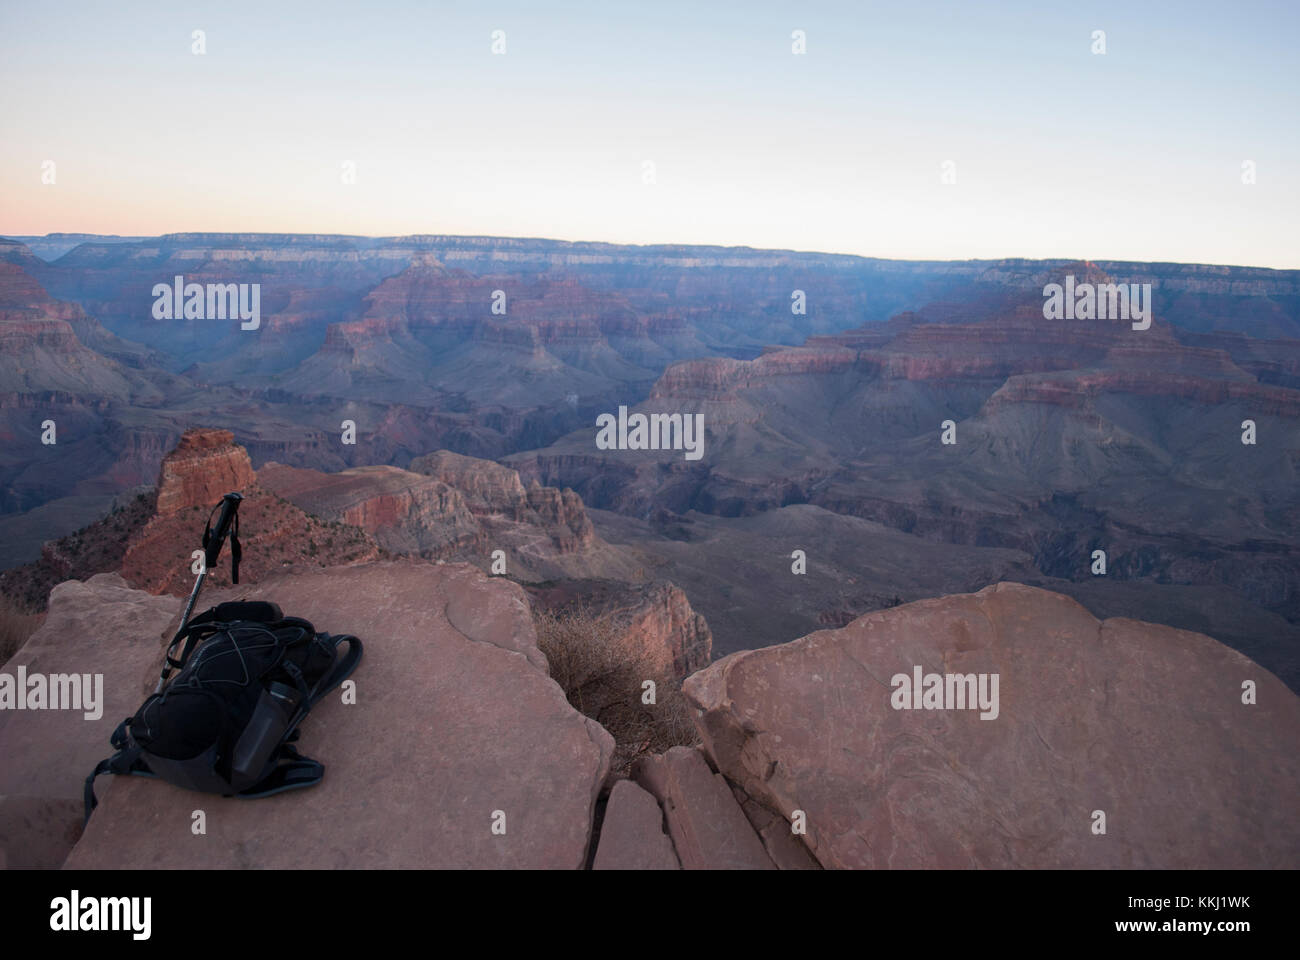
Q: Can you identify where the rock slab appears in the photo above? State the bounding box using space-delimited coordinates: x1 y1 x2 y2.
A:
634 746 775 869
592 779 679 870
684 582 1300 869
0 573 181 868
36 561 613 868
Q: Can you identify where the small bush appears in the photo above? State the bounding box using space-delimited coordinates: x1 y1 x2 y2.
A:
534 606 699 778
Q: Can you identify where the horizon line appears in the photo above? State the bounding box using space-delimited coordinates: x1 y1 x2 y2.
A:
3 230 1296 275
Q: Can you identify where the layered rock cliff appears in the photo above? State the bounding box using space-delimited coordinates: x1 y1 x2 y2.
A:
152 429 257 516
410 450 595 550
119 429 382 596
259 449 624 582
506 264 1300 684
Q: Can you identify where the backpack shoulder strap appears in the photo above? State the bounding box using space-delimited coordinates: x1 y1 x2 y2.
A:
308 634 363 709
83 718 156 825
164 619 218 673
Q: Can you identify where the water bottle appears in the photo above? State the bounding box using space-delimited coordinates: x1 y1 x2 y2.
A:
231 681 302 786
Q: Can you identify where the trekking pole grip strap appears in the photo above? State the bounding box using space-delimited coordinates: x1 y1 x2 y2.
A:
204 492 244 569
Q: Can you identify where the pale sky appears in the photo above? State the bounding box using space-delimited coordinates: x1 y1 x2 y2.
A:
2 0 1297 268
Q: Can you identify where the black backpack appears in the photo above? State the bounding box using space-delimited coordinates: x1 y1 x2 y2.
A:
84 600 362 822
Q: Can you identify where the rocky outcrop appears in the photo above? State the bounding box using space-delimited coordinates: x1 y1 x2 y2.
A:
260 450 619 582
0 431 380 608
357 450 631 581
410 449 593 545
0 574 183 868
259 462 483 556
411 450 534 513
121 432 382 597
0 490 157 611
153 428 257 516
682 582 1300 869
19 561 614 869
120 486 381 597
595 581 712 678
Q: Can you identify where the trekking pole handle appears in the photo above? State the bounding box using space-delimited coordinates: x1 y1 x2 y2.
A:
205 492 243 568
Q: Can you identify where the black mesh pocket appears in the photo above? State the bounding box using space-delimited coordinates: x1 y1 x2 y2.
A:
130 689 225 761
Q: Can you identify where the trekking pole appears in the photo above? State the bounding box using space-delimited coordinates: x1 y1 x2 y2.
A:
154 491 244 693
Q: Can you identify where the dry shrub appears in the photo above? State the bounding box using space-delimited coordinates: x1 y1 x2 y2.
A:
0 594 44 665
534 605 699 777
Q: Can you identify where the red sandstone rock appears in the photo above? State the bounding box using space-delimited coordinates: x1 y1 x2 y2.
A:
115 431 382 597
684 582 1300 869
0 573 183 868
268 449 621 581
153 428 257 517
55 561 614 868
121 478 381 597
633 746 775 869
592 779 680 870
260 462 482 556
729 781 822 870
0 796 84 869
